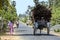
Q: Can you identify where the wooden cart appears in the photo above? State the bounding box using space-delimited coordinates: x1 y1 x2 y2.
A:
31 4 52 35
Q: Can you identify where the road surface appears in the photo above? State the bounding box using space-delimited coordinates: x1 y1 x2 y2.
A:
13 22 60 40
1 21 60 40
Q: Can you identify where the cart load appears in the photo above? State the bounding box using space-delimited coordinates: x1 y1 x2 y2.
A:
32 4 52 22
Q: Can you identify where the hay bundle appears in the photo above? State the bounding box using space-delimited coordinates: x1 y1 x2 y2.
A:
32 4 52 22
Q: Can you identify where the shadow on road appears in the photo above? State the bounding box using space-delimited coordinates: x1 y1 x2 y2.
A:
3 34 56 36
14 34 56 36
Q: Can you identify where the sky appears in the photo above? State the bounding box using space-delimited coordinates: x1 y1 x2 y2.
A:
11 0 48 15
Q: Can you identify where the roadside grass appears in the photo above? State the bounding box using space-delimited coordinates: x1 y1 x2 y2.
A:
0 32 6 36
0 28 9 36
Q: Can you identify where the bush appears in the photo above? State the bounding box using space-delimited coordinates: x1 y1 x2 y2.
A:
54 29 60 32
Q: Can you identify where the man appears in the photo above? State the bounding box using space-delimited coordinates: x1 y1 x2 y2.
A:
34 17 38 28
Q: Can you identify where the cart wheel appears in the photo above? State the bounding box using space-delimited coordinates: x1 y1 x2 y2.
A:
47 27 50 35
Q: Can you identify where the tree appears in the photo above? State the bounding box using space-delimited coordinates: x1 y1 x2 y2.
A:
0 0 17 21
33 0 39 5
40 1 45 6
50 0 60 25
11 1 16 7
0 0 10 9
0 0 17 33
40 1 48 7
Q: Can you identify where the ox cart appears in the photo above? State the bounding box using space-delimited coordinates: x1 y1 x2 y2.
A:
31 4 52 35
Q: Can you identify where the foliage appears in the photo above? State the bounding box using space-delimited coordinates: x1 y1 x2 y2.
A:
20 16 27 23
51 6 60 26
0 0 17 33
0 7 17 22
0 0 17 21
54 29 60 32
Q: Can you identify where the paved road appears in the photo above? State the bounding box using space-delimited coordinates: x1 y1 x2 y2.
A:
13 22 60 40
